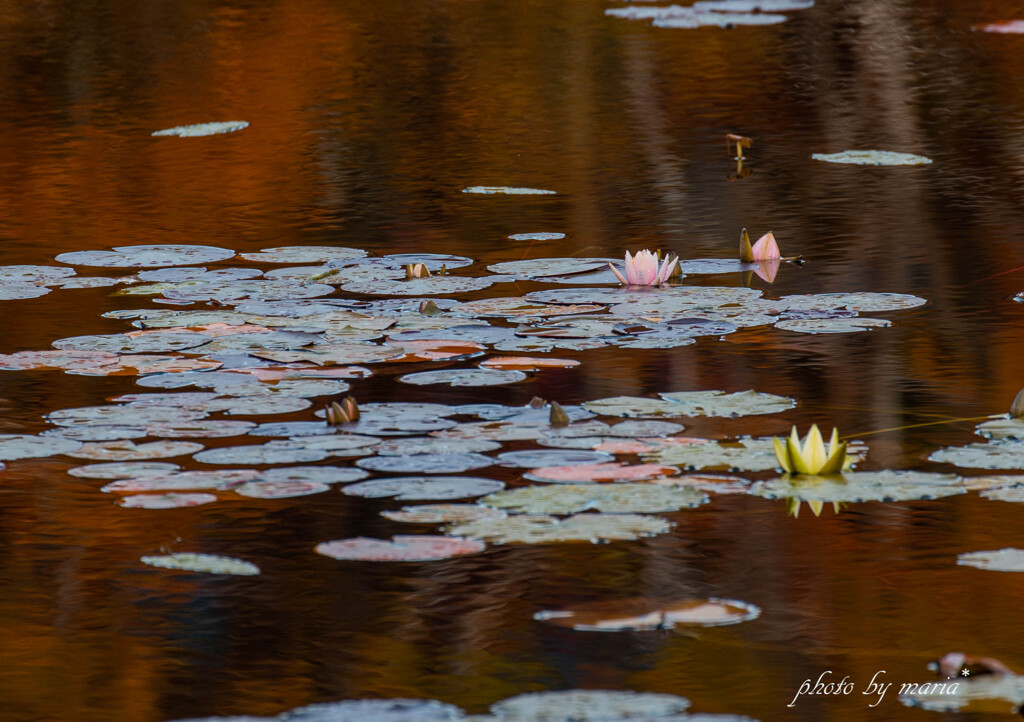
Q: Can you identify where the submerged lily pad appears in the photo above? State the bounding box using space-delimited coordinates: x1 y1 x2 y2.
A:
355 453 495 474
534 596 761 631
957 548 1024 572
315 535 486 561
141 553 259 575
152 121 249 137
56 245 235 268
343 476 504 500
490 691 690 720
812 150 933 166
481 482 707 514
751 470 964 502
399 369 527 386
447 513 672 544
381 504 507 524
462 186 557 195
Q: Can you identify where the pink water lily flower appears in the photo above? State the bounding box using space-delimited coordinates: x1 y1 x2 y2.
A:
609 250 678 286
750 231 781 261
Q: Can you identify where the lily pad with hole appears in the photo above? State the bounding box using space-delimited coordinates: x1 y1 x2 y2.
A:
751 470 965 503
141 552 259 575
355 452 495 474
381 504 507 524
812 150 933 166
534 596 761 631
481 482 707 514
343 476 505 500
152 121 249 137
316 535 486 562
399 369 527 386
118 492 217 509
447 513 672 544
56 245 235 268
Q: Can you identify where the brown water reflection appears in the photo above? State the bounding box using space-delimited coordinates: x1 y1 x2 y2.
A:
3 0 1024 720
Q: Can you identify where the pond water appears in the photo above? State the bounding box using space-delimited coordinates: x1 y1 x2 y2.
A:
2 0 1024 720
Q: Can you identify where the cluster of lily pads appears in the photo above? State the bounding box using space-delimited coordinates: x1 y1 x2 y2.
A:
170 689 755 722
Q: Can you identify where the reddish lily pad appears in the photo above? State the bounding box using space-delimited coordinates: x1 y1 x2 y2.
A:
315 535 485 561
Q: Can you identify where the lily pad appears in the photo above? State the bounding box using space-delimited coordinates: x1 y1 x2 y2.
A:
118 493 217 508
141 552 259 575
975 416 1024 440
233 480 330 498
372 437 502 456
534 596 761 631
453 298 606 318
488 691 689 721
958 548 1024 572
778 291 927 313
929 439 1024 469
607 420 685 437
523 462 680 483
0 284 51 300
152 121 249 137
355 453 495 474
381 504 507 524
580 397 684 419
900 673 1024 714
193 443 328 465
315 535 486 562
69 440 205 461
980 486 1024 503
67 461 183 479
812 150 933 166
247 342 403 366
258 466 370 484
462 186 556 195
481 482 707 514
0 434 82 460
496 450 615 468
341 277 497 296
508 232 565 241
486 258 610 278
657 390 796 417
653 11 789 27
284 699 467 721
102 470 259 492
479 356 580 370
0 349 120 372
643 437 777 472
399 369 527 386
238 246 367 264
751 470 965 503
343 476 504 500
163 280 335 303
775 317 892 334
56 245 235 268
47 405 207 427
447 513 673 544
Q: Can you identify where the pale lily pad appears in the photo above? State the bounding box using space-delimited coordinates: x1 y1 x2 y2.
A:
653 473 752 494
775 318 892 334
285 699 466 721
42 425 138 441
478 356 580 370
248 342 403 366
234 480 330 498
163 280 335 303
496 450 615 468
778 291 927 313
47 405 207 427
0 434 82 460
581 396 683 419
137 267 262 282
812 150 933 166
258 466 369 484
975 416 1024 440
128 419 258 440
102 470 259 492
524 462 680 483
193 443 327 465
958 548 1024 572
118 493 217 508
751 470 965 502
900 674 1024 714
67 462 182 479
206 395 312 416
355 453 495 474
343 476 504 500
0 283 51 300
453 297 606 318
448 513 672 544
644 437 777 471
508 232 565 241
607 420 685 437
534 596 761 631
152 121 249 137
462 186 556 195
56 245 235 268
486 258 610 278
381 504 507 524
141 552 259 575
0 264 76 283
929 439 1024 469
372 437 502 456
657 390 795 417
70 440 205 461
489 691 689 721
481 482 707 514
980 486 1024 503
653 11 788 27
341 277 497 296
0 349 120 372
316 535 485 562
399 369 527 386
52 276 131 289
238 246 367 264
696 0 814 9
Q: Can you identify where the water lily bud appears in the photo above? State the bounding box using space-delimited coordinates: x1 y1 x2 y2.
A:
739 228 755 263
405 263 430 279
418 300 441 316
1011 389 1024 418
325 396 360 425
528 396 547 409
549 401 570 427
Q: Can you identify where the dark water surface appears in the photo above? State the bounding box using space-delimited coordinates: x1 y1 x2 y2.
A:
2 1 1024 720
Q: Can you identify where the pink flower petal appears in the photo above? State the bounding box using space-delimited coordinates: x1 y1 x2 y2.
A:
750 232 781 260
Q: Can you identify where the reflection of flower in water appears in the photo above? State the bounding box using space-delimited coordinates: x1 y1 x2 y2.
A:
786 497 843 518
608 250 678 286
